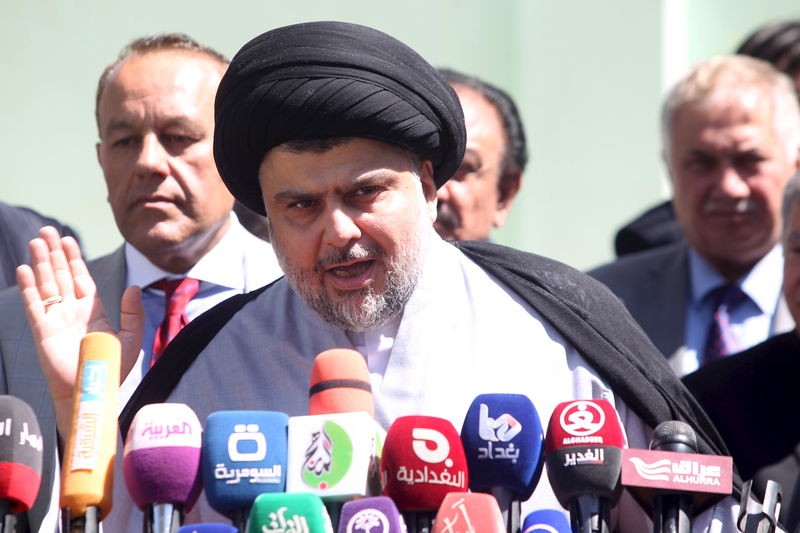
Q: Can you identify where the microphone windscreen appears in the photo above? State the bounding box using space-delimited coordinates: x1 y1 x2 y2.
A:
201 410 288 515
246 492 333 533
60 332 120 519
460 393 543 499
381 416 468 511
544 399 626 452
338 496 405 533
544 399 626 508
650 420 698 454
123 403 203 510
521 509 571 533
309 349 373 416
176 525 239 533
0 395 43 512
431 492 505 533
287 412 384 501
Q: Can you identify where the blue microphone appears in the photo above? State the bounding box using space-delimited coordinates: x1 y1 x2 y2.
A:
521 509 571 533
201 411 288 531
461 393 544 532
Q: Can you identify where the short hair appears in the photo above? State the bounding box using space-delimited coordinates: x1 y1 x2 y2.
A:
782 171 800 233
737 21 800 79
661 55 800 161
95 33 229 130
438 68 528 181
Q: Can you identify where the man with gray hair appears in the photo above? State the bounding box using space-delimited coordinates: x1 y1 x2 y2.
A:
684 170 800 530
590 55 800 375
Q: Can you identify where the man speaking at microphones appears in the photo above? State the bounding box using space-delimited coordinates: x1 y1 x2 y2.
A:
22 21 743 530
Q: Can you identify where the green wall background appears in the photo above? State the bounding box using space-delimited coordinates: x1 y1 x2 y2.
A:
2 1 798 270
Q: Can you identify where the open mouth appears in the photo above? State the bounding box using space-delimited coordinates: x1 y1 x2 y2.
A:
324 258 377 290
329 259 375 277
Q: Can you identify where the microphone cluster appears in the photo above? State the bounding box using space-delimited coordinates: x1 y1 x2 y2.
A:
0 341 754 533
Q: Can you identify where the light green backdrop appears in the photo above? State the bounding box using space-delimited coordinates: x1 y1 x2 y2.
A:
2 1 798 269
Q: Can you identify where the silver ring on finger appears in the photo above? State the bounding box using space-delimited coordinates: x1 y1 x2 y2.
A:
42 295 63 307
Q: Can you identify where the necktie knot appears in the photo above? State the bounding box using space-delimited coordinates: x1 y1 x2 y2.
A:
708 283 747 312
703 283 748 363
150 277 200 363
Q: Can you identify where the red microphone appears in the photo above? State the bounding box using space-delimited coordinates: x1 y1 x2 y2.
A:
381 416 468 533
0 395 43 531
432 492 505 533
544 399 627 533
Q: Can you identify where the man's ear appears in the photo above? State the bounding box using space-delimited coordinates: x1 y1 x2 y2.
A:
419 160 438 221
492 171 522 228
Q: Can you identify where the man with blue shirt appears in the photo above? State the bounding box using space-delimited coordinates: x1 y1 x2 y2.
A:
590 55 800 375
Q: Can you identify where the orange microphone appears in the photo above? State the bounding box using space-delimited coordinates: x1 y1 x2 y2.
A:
308 348 373 416
60 332 121 533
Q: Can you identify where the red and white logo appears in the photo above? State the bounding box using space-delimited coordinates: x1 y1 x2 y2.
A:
559 401 605 437
412 428 453 467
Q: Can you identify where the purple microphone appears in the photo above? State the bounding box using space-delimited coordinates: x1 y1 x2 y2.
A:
123 403 203 533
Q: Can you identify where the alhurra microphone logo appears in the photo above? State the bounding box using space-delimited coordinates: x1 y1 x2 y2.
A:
300 420 353 490
627 456 723 486
71 361 108 470
345 508 390 532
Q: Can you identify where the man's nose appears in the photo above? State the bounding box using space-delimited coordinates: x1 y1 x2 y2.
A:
323 207 362 248
716 165 750 197
135 134 170 177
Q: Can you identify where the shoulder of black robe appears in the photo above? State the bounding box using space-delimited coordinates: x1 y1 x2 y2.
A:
120 240 741 494
454 240 742 494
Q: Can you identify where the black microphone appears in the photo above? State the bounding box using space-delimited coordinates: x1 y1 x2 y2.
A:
0 396 43 533
650 421 697 533
544 399 627 533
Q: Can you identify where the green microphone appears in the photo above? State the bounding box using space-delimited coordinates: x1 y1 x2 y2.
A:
247 492 334 532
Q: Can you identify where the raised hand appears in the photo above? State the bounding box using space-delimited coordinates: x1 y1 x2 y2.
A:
16 226 144 435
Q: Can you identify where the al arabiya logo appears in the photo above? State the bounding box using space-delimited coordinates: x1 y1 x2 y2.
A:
559 400 605 437
628 457 672 481
302 420 353 490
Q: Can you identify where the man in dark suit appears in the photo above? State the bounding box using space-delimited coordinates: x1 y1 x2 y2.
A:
0 202 80 290
589 55 799 376
0 34 281 531
683 170 800 530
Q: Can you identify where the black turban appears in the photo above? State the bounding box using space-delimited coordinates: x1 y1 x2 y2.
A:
214 21 466 215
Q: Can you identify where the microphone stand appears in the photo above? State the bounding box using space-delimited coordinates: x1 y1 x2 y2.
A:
568 495 610 533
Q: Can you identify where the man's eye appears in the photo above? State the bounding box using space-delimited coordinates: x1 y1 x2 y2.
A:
289 199 316 209
353 186 380 196
685 156 715 172
163 134 196 147
111 136 136 148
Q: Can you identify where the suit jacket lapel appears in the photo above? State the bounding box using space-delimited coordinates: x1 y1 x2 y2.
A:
88 246 127 331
